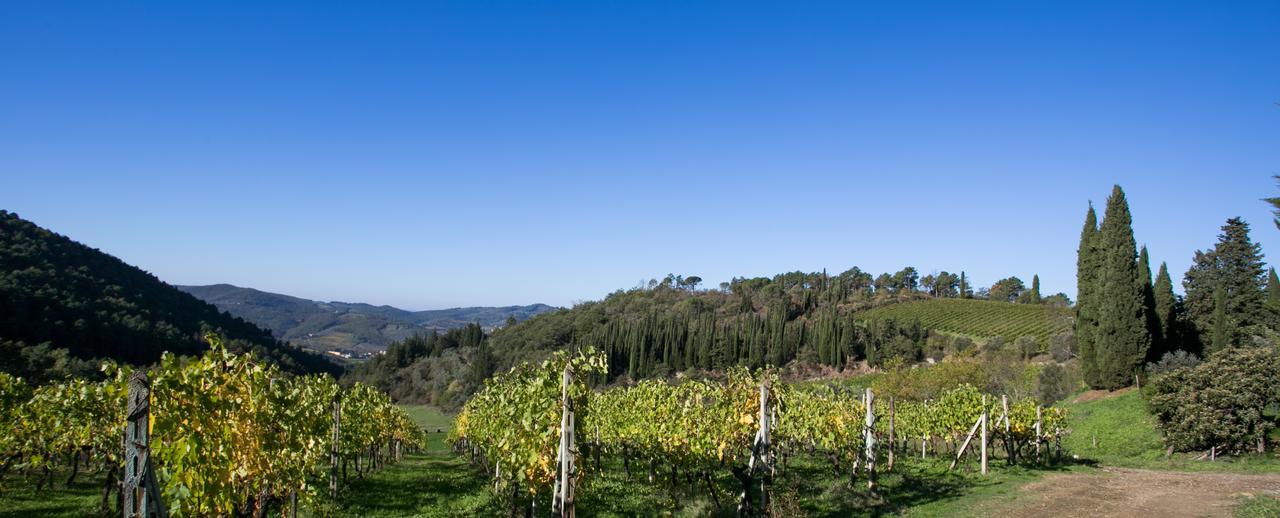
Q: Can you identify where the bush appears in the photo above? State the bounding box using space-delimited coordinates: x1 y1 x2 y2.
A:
1049 333 1075 362
1015 335 1039 360
1147 346 1280 453
1037 363 1070 405
1145 350 1200 376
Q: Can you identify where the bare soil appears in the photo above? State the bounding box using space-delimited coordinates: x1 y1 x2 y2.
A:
1070 387 1134 404
982 467 1280 518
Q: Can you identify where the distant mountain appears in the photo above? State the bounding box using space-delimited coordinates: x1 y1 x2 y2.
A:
177 284 554 354
0 210 340 379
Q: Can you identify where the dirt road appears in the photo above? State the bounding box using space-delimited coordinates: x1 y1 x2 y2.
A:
981 467 1280 517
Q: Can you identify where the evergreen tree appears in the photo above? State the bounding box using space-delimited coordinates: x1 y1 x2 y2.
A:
1138 246 1162 360
1267 268 1280 317
1182 217 1267 350
1211 287 1228 354
1030 274 1042 304
1152 262 1180 355
1076 203 1102 387
959 271 970 298
1093 186 1150 389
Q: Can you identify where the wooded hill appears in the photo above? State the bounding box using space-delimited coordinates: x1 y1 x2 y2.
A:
178 283 554 354
0 210 340 381
349 270 1066 408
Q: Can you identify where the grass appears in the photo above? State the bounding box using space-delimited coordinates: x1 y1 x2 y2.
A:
332 436 1090 517
0 471 107 517
856 298 1071 344
1235 495 1280 518
1061 389 1280 473
399 404 453 451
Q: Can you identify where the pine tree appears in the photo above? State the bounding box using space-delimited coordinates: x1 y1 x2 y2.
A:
1182 218 1267 350
1267 268 1280 318
1076 203 1102 387
1093 186 1150 389
1211 286 1228 353
1138 246 1162 361
1152 262 1180 355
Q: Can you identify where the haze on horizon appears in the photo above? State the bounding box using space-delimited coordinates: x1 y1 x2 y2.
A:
3 2 1278 309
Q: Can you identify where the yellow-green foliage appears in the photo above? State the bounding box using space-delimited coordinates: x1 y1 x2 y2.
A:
857 298 1071 345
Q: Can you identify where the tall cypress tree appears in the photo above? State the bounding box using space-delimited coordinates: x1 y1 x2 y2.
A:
1138 246 1162 361
1030 275 1042 304
1182 217 1267 350
1076 203 1102 387
959 271 970 299
1152 262 1179 356
1093 186 1150 389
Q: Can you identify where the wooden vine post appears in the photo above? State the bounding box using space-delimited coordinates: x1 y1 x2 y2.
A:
887 397 895 472
552 365 576 518
980 395 988 476
1034 406 1043 463
739 380 772 515
123 371 167 518
863 388 877 492
330 392 341 500
1002 395 1013 465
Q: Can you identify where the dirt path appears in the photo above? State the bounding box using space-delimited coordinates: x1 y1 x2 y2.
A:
981 467 1280 518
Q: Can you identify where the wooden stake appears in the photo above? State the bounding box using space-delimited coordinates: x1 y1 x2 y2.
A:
948 415 983 470
980 396 988 476
864 388 876 492
887 397 895 472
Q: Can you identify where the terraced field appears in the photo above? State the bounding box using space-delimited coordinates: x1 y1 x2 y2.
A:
856 298 1072 344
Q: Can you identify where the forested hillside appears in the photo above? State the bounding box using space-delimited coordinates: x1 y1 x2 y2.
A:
178 283 553 353
0 210 339 380
351 269 1067 408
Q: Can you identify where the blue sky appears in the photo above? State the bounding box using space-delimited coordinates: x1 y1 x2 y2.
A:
3 1 1278 309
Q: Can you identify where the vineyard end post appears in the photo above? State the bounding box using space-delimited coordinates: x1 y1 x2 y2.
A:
980 396 988 476
123 371 167 518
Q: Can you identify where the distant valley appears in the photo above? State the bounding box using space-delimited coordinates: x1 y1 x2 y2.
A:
177 284 555 355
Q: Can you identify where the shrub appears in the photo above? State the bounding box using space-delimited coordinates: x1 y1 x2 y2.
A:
1015 335 1039 360
1147 346 1279 453
1049 333 1075 362
1145 350 1200 376
1037 363 1070 405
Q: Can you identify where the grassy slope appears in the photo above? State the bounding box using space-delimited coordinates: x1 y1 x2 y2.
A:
856 298 1071 344
1061 390 1280 473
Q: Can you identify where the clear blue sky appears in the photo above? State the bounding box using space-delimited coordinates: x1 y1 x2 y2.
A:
3 2 1278 309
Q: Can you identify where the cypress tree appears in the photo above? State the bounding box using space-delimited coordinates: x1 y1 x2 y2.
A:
1138 246 1162 360
1093 186 1150 389
1030 274 1042 304
1076 203 1102 387
959 271 969 299
1152 262 1179 355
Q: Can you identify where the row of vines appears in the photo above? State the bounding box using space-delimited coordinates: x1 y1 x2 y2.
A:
0 336 426 516
449 348 1067 515
859 299 1070 343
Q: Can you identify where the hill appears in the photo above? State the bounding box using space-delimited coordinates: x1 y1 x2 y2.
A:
855 298 1073 345
177 283 554 354
0 210 339 379
350 269 1075 408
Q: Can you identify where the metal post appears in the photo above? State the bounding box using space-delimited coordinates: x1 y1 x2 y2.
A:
123 372 167 518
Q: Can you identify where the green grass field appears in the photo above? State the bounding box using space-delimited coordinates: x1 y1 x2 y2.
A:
856 298 1072 345
1061 389 1280 473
